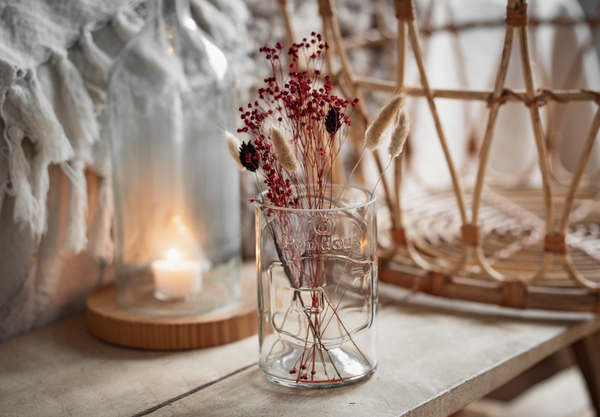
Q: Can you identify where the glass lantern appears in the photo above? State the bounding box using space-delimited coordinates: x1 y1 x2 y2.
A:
108 0 240 315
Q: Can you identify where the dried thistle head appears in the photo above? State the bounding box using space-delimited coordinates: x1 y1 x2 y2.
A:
365 94 405 151
225 131 246 171
239 141 259 172
270 126 299 172
325 108 341 135
388 109 410 158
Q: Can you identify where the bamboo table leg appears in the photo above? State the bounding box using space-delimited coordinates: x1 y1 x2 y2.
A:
572 331 600 416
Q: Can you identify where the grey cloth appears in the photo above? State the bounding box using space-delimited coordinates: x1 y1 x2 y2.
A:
0 0 128 67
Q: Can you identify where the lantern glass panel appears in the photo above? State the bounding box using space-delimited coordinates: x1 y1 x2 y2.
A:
108 0 240 315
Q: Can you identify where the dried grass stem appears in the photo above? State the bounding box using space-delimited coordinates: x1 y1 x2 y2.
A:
388 109 410 157
365 94 405 150
225 131 246 171
271 126 300 172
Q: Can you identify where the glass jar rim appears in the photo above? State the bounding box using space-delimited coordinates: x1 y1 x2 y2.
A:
254 184 377 212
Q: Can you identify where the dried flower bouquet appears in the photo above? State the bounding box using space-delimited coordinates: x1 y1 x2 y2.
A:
225 33 409 387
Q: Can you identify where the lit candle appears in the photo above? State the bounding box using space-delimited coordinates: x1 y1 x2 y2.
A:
151 249 202 300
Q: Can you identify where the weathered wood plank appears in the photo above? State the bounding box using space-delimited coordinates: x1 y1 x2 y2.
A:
0 316 258 417
489 367 592 417
1 282 599 417
572 331 600 416
145 287 600 417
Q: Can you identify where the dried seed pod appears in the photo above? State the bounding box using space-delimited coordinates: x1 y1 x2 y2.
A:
325 108 341 135
225 131 246 171
270 126 299 172
365 94 405 150
239 141 259 172
388 109 410 158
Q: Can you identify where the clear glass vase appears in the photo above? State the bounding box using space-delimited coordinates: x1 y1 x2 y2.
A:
256 185 378 388
108 0 240 315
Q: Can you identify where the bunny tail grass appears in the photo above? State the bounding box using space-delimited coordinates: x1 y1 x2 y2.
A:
365 94 405 151
225 131 246 171
270 126 299 172
388 109 410 157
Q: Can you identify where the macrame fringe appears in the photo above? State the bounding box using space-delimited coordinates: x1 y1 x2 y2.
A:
0 19 121 261
1 28 118 258
79 29 111 116
52 51 99 149
63 158 88 253
78 29 115 262
28 71 75 236
88 176 114 263
4 71 74 238
52 50 102 253
0 140 9 212
4 125 38 231
78 29 112 88
13 72 74 162
111 11 143 43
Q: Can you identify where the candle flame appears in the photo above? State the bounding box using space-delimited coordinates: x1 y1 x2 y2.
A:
166 249 181 263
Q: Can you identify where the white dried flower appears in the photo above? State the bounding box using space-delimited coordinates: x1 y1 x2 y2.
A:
270 126 299 172
365 94 405 151
225 131 245 171
388 109 410 157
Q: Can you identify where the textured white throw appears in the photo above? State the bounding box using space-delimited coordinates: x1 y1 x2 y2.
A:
0 0 141 257
0 0 259 341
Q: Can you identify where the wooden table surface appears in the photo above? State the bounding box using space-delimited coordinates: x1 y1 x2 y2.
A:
2 281 600 417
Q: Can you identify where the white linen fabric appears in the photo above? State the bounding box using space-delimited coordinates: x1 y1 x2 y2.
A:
0 0 598 341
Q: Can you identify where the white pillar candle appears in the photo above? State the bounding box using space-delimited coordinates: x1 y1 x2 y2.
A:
152 249 202 299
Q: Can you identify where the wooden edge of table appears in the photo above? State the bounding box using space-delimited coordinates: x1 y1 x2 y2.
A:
380 260 600 313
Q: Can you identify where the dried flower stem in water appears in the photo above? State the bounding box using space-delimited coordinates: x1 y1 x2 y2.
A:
230 34 371 384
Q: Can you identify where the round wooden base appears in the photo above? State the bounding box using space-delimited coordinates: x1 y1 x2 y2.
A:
86 270 257 350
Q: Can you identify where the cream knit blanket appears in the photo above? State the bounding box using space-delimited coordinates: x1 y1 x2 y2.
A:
0 0 144 261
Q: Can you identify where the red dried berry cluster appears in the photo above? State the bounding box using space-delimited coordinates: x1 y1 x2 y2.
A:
237 33 358 209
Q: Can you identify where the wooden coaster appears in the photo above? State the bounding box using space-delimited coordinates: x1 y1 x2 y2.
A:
86 265 257 350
